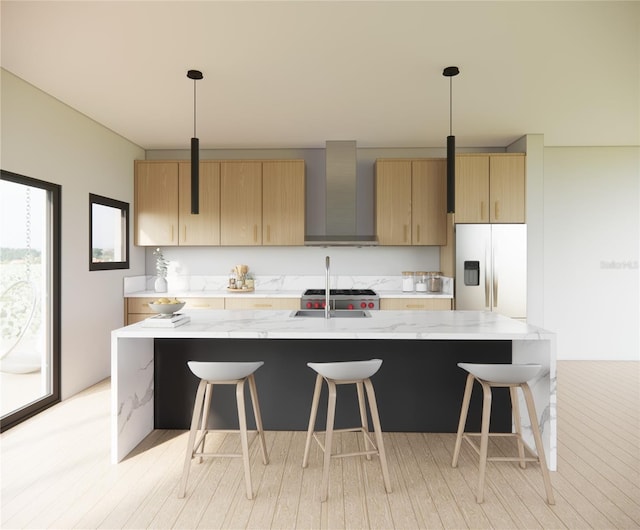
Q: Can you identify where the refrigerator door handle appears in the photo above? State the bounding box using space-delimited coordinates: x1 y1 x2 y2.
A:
484 246 490 309
493 246 498 308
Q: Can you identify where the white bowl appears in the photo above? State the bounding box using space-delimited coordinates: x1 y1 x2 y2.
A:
148 301 186 315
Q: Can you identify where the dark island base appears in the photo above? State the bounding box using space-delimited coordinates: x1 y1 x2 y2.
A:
154 338 512 433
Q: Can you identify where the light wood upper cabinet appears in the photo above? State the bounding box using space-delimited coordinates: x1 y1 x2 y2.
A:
220 161 262 245
375 159 447 245
489 155 525 223
412 159 447 245
262 160 305 245
178 161 221 245
135 161 221 246
375 160 412 245
455 156 490 223
455 154 525 223
135 158 305 247
135 161 179 245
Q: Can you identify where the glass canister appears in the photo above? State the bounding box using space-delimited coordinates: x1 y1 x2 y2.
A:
426 271 442 293
415 271 428 292
402 271 415 292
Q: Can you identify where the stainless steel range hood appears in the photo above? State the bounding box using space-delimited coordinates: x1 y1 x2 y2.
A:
304 140 378 247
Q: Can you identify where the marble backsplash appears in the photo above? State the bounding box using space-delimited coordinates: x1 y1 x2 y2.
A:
124 274 454 296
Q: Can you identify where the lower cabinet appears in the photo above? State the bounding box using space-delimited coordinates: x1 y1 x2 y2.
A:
380 298 452 311
224 298 300 310
124 297 225 325
125 296 299 323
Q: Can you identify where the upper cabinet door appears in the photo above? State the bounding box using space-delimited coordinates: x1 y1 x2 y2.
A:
134 161 179 245
455 155 490 223
220 161 262 246
375 160 412 245
262 160 305 246
489 155 526 223
178 161 221 245
412 159 447 245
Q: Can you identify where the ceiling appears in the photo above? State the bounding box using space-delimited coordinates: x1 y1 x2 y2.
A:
2 1 638 151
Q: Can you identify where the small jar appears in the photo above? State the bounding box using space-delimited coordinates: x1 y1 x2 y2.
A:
415 271 428 292
427 272 442 293
402 271 415 292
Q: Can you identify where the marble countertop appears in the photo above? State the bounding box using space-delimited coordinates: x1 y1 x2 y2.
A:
113 309 553 341
125 289 453 299
123 274 455 299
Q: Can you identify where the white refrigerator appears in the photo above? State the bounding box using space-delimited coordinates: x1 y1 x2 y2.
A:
455 224 527 319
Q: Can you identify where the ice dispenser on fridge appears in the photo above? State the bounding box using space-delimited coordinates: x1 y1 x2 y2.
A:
464 261 480 286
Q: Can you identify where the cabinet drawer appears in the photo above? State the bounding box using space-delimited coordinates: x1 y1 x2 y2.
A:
380 298 451 311
183 298 224 310
224 297 299 310
127 297 157 314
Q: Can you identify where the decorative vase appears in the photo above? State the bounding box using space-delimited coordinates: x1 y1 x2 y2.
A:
154 276 167 293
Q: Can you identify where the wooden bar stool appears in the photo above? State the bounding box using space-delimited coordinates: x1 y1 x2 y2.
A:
302 359 391 502
452 362 555 504
178 361 268 500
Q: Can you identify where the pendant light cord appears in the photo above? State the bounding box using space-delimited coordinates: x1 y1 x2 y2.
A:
193 80 197 138
449 76 453 136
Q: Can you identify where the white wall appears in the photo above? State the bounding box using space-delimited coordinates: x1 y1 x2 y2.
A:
1 69 146 399
543 146 639 360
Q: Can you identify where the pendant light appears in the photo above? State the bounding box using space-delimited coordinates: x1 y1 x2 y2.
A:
443 66 459 213
187 69 203 214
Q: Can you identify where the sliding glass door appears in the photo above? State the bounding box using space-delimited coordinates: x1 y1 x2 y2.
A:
1 170 60 431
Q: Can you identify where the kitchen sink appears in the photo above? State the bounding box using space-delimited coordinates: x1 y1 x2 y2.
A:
290 309 371 318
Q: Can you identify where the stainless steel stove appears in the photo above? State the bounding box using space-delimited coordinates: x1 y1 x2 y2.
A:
301 289 379 310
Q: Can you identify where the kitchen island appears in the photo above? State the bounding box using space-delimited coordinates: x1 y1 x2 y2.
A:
111 310 556 469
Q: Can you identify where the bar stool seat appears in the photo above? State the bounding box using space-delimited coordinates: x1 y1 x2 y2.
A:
302 359 391 501
178 361 268 500
452 362 555 504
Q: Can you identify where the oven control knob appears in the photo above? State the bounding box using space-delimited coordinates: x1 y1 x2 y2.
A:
321 301 326 308
306 301 313 309
368 302 375 309
348 304 354 310
314 302 320 309
360 302 367 309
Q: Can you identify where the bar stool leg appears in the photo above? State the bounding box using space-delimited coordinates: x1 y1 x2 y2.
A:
452 373 475 467
196 383 213 463
178 379 207 498
302 374 323 468
321 379 337 502
510 386 526 468
236 378 254 500
521 383 556 505
356 381 372 460
364 378 392 493
247 373 269 465
477 380 493 503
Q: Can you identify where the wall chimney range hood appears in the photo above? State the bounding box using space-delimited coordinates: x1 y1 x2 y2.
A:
304 141 378 247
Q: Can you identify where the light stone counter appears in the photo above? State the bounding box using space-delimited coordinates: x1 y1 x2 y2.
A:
111 309 555 469
123 274 454 299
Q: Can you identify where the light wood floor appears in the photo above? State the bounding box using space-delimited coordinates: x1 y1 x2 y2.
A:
1 361 639 529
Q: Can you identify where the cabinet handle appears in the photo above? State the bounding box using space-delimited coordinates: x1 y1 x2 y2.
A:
192 303 211 308
171 225 175 242
254 225 258 242
406 304 424 309
416 225 420 243
480 202 486 221
404 225 408 243
494 201 500 220
254 303 272 308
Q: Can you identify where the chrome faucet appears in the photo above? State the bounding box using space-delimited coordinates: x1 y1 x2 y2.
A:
325 255 331 319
